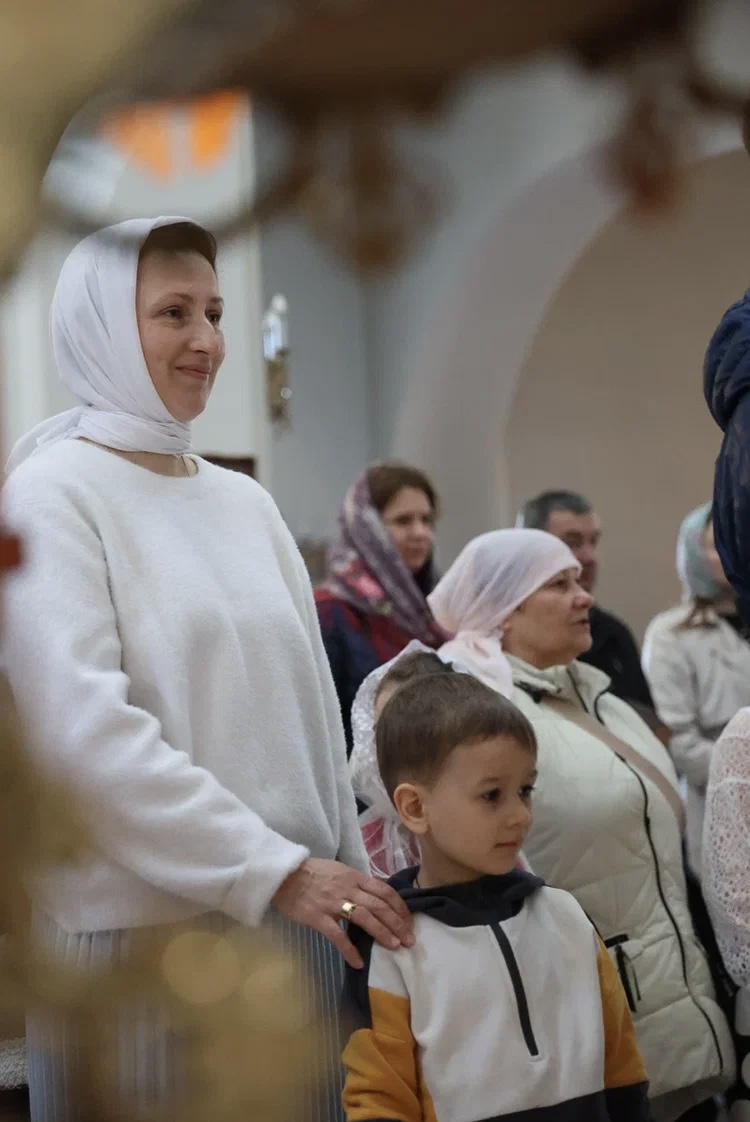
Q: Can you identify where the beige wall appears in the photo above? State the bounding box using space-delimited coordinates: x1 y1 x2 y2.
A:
507 149 750 639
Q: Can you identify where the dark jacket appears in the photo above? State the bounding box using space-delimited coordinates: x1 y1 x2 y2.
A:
342 868 650 1122
314 590 420 754
704 289 750 624
580 605 653 710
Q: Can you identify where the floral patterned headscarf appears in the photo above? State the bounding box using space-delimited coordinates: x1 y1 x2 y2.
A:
320 466 444 646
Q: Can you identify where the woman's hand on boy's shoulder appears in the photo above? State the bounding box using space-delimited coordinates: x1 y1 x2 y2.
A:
271 857 415 969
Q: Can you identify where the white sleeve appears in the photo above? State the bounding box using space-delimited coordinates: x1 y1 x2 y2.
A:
703 710 750 987
264 497 368 875
642 623 714 790
2 489 309 927
304 593 369 873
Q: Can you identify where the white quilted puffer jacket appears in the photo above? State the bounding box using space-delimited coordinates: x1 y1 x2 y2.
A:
509 655 734 1122
642 603 750 880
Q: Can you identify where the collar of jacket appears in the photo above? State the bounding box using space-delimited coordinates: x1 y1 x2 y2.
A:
674 599 727 626
507 654 611 706
389 867 544 927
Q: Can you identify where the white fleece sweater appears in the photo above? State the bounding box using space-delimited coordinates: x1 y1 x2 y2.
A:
2 440 366 934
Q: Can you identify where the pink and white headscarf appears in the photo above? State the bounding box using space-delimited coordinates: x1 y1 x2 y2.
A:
428 529 581 698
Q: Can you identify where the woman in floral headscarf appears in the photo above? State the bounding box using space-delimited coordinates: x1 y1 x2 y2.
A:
315 462 444 752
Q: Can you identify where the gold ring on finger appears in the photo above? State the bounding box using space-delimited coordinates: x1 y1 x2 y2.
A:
340 900 357 922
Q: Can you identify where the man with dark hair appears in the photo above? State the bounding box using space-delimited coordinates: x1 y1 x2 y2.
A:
517 490 654 712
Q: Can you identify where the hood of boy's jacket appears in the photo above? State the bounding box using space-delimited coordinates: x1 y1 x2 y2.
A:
389 867 543 927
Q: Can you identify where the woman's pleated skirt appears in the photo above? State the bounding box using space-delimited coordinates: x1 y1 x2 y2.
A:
27 911 345 1122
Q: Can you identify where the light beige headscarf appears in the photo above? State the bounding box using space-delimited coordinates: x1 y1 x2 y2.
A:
429 528 581 696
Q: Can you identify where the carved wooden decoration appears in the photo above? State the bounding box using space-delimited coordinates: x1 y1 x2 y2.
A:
28 0 750 272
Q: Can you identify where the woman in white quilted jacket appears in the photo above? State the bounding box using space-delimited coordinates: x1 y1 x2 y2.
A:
427 529 734 1122
643 503 750 880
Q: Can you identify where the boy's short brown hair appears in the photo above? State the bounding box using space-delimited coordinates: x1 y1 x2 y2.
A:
376 673 537 801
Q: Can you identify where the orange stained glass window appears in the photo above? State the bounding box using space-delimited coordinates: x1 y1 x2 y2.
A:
102 91 247 181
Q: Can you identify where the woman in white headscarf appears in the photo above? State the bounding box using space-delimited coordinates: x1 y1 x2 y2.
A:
426 529 734 1122
1 218 412 1122
642 503 750 881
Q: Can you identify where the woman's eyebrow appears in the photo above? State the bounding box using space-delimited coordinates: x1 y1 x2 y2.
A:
157 291 224 304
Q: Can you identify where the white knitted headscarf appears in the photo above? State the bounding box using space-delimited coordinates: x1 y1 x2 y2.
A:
428 529 581 697
6 216 203 474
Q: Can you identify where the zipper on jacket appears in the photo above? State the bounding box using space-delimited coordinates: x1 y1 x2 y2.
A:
567 669 589 712
532 674 726 1073
605 935 637 1012
491 923 539 1058
591 691 725 1073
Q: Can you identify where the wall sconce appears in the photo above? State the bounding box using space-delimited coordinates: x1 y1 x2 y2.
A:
262 293 291 429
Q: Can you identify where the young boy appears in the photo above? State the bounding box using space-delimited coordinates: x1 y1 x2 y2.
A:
341 672 650 1122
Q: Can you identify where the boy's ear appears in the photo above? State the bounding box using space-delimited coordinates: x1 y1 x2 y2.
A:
393 782 429 836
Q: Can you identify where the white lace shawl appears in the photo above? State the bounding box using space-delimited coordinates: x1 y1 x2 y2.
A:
349 642 435 877
349 641 525 879
703 706 750 986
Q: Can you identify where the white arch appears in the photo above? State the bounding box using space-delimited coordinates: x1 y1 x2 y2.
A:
393 128 741 560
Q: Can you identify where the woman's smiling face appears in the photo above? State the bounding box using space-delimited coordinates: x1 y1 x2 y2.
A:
136 247 225 422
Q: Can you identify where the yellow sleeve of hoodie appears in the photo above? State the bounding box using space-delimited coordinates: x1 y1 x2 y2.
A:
342 941 426 1122
596 938 651 1121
